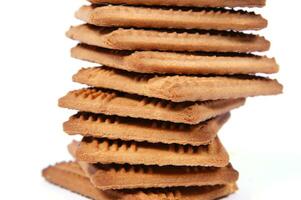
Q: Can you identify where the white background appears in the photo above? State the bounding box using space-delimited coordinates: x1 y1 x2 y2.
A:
0 0 300 199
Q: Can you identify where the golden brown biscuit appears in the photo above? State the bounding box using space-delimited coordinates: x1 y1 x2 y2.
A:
79 162 238 190
71 44 279 75
76 5 267 31
58 88 246 124
76 137 229 167
73 67 283 102
42 162 238 200
68 141 238 189
64 112 230 146
66 24 270 52
88 0 265 8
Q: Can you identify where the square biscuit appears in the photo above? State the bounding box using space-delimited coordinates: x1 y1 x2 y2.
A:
71 44 279 75
64 112 230 146
58 88 245 124
66 24 270 52
73 66 283 102
69 141 238 189
75 137 229 167
87 0 265 8
42 162 238 200
76 5 267 31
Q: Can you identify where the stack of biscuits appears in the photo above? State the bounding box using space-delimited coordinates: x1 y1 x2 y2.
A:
43 0 283 199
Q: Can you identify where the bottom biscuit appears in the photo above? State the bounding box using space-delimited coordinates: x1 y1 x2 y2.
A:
42 161 238 200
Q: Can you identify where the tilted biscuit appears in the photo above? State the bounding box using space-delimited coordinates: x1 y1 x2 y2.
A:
69 141 238 189
66 24 270 52
75 137 229 167
73 67 283 102
42 162 238 200
45 161 86 177
88 0 265 8
58 88 245 124
76 5 267 31
71 44 279 75
64 112 230 146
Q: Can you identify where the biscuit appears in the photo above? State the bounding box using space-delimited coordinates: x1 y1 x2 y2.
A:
42 162 238 200
75 137 229 167
66 24 270 52
64 112 229 146
87 0 265 8
69 141 238 189
73 67 283 102
58 88 245 124
71 44 279 75
81 162 238 190
76 5 267 31
79 162 238 190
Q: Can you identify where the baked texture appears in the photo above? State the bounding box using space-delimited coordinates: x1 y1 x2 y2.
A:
79 162 238 190
68 141 238 189
76 5 267 31
73 67 283 102
66 24 270 52
58 88 245 124
87 0 265 8
71 44 279 75
75 137 229 167
42 162 238 200
64 112 230 146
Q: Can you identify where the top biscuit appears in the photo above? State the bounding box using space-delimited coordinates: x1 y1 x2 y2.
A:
76 5 267 31
87 0 266 8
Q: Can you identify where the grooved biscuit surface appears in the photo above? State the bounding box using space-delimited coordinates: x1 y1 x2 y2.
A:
88 0 265 8
73 67 283 102
42 162 238 200
69 141 238 189
66 24 270 52
80 162 238 189
76 137 229 167
76 5 267 31
71 44 279 75
64 112 229 146
53 161 85 177
58 88 246 124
